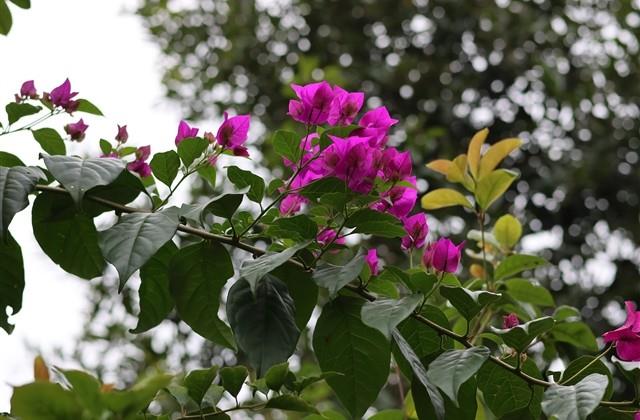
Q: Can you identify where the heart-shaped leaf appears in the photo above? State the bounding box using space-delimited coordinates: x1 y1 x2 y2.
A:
440 286 501 320
361 294 423 339
491 316 555 351
541 374 608 420
312 253 365 296
239 241 310 294
0 165 45 240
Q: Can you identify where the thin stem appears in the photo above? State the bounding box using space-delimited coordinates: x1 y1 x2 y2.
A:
559 345 613 385
1 109 60 136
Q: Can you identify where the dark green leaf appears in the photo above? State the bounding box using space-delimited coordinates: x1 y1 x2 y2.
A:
561 356 613 399
10 383 81 418
227 275 300 376
0 151 24 167
265 215 318 241
272 130 300 163
312 253 365 296
413 376 477 420
239 241 310 293
300 177 346 201
31 128 66 155
494 254 547 280
99 212 178 290
185 366 218 406
0 165 44 240
426 346 490 404
265 395 318 414
272 264 318 330
361 294 423 339
219 366 248 397
102 373 172 417
491 316 555 352
391 329 445 420
76 99 103 116
177 137 208 167
170 241 236 349
9 0 30 8
477 359 535 417
0 232 23 334
345 208 406 237
440 286 501 320
366 277 399 298
99 139 112 155
82 170 146 216
267 178 284 196
551 322 598 351
150 150 180 187
59 370 103 416
6 102 40 125
0 0 11 35
313 297 390 419
504 278 554 307
227 166 265 203
265 362 289 390
42 154 125 204
32 192 105 279
541 374 608 420
201 189 246 220
404 270 438 294
131 241 177 333
197 164 216 187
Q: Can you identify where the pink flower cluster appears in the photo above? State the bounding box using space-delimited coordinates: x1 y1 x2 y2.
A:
603 301 640 361
174 112 250 158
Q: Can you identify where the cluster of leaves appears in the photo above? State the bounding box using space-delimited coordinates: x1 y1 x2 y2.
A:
1 83 639 420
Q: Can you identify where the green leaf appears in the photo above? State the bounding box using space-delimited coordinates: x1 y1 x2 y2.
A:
273 129 300 163
227 166 265 203
504 278 555 307
361 294 423 339
150 150 180 187
0 151 24 167
491 317 555 352
99 139 112 155
197 164 216 188
475 169 518 210
10 383 81 418
541 374 608 420
219 366 248 397
404 270 438 294
561 356 613 399
345 208 406 237
367 277 399 298
391 329 445 420
265 362 289 390
0 165 44 240
493 214 522 249
413 377 477 420
440 286 501 320
265 215 318 241
0 0 11 35
265 395 319 414
42 154 126 204
32 191 105 279
494 254 547 280
59 370 103 416
477 360 535 417
426 346 490 405
31 128 66 155
267 178 284 196
102 373 172 417
272 264 318 330
185 366 218 406
551 322 598 351
0 232 23 334
553 305 581 321
177 137 208 167
239 241 310 294
169 241 236 349
82 170 147 216
300 177 346 201
227 275 300 376
312 253 365 296
368 409 404 420
200 189 246 220
76 99 103 116
313 297 390 419
130 241 177 333
5 102 40 125
99 212 178 290
421 188 473 210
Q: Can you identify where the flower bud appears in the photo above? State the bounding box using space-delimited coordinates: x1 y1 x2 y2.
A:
64 119 89 141
422 238 464 273
502 313 519 329
115 124 128 143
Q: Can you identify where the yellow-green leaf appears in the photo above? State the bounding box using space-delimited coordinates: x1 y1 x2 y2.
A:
446 154 467 184
421 188 473 210
426 159 452 176
475 169 518 210
478 138 522 179
467 128 488 178
493 214 522 249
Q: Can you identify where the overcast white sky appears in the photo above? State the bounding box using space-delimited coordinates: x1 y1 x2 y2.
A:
0 1 182 410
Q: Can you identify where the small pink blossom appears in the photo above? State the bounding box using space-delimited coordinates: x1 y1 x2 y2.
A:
280 194 307 215
48 79 79 112
401 213 428 250
216 112 250 149
327 86 364 126
174 120 199 145
115 124 128 143
603 301 640 361
127 145 152 177
288 81 335 125
19 80 37 99
64 119 88 141
322 135 381 194
423 238 464 273
354 106 398 147
366 249 380 277
380 147 412 182
316 228 345 247
502 313 520 329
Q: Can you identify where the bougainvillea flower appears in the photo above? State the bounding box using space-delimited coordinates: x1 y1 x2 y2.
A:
354 106 398 147
216 112 250 148
49 79 79 112
401 213 428 250
423 238 464 273
372 177 417 219
380 147 412 182
328 86 364 126
502 313 520 329
366 249 380 276
19 80 37 99
603 301 640 361
323 135 380 194
127 145 152 177
174 120 199 145
64 118 88 141
288 81 335 125
280 194 307 215
115 124 128 143
316 227 346 247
